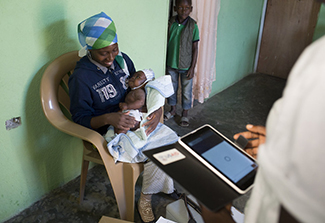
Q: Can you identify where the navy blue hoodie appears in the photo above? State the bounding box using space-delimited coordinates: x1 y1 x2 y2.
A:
68 52 136 132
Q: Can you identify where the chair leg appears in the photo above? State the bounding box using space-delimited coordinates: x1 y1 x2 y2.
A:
122 163 144 221
79 159 90 204
106 163 143 221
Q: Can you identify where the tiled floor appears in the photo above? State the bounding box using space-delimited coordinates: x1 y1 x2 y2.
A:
4 73 286 223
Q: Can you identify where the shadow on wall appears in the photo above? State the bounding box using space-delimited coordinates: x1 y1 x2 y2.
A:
23 3 81 195
42 19 78 60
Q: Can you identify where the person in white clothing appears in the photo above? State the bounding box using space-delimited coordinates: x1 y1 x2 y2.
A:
200 28 325 223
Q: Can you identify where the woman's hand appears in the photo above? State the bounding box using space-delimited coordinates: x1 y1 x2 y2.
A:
234 124 266 159
109 112 136 131
142 107 162 135
90 111 136 131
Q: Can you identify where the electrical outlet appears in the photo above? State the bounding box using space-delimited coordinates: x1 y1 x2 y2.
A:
5 117 21 130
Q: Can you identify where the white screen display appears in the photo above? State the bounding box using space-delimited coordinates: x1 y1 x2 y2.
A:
183 126 257 184
201 141 256 183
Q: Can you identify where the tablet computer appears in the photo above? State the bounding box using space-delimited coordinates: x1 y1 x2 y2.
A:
144 124 258 211
178 124 258 194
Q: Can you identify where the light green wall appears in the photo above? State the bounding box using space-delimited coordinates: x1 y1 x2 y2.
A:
0 0 169 221
1 0 325 221
211 0 264 96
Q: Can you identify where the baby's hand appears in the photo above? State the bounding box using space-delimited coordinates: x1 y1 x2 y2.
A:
119 102 128 111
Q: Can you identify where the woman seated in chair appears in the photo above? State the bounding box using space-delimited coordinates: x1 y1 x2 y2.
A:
68 12 178 223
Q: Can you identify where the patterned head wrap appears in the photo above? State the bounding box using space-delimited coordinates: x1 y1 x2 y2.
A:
78 12 118 57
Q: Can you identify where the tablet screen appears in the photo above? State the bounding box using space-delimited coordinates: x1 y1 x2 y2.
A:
181 126 258 190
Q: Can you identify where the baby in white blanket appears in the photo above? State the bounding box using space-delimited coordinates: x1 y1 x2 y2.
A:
104 69 178 163
115 69 155 134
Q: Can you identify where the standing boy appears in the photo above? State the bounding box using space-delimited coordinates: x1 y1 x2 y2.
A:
165 0 199 127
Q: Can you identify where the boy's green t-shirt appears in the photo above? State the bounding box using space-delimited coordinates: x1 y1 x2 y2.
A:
167 21 200 70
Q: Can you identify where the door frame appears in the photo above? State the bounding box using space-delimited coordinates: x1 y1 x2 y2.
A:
254 0 268 72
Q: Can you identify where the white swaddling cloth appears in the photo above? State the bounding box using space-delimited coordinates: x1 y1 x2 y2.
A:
137 75 174 141
124 109 142 121
105 75 178 163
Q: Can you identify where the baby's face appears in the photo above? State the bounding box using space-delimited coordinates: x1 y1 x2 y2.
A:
128 71 147 89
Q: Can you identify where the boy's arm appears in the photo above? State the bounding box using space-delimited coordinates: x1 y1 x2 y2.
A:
187 41 199 80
